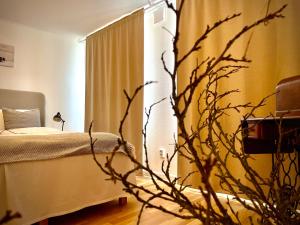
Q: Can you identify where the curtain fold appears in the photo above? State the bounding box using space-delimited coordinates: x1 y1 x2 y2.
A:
85 9 144 164
177 0 300 190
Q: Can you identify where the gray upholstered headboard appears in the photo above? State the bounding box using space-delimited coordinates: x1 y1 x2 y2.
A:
0 89 45 126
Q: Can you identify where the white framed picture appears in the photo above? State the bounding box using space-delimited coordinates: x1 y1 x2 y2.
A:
0 43 14 67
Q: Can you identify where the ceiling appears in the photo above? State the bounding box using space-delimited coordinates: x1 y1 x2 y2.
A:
0 0 148 37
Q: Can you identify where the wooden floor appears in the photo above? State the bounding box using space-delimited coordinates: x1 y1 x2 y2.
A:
48 176 254 225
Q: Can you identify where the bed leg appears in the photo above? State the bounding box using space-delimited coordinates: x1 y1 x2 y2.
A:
39 219 48 225
118 197 127 206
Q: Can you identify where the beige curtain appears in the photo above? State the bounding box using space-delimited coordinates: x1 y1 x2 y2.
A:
85 9 144 164
177 0 300 190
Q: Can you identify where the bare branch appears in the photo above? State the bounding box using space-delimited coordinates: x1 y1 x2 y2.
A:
89 1 299 224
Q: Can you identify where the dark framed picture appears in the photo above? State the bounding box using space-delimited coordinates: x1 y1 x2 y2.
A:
0 43 14 67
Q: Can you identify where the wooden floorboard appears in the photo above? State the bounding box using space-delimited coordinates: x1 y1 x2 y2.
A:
48 176 255 225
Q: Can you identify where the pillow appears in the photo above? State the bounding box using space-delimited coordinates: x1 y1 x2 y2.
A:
2 108 41 129
0 110 4 131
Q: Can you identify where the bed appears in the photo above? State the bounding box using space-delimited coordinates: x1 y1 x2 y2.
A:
0 89 136 225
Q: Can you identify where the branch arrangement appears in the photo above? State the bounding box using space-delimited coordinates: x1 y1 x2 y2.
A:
0 211 21 225
90 1 299 224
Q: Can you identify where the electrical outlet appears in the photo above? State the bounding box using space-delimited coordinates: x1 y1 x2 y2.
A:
159 148 166 158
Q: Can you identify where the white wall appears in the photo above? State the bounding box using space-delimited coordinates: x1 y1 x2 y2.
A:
0 19 85 131
144 1 177 177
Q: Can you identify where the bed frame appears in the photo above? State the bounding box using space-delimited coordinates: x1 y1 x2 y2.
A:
0 89 131 225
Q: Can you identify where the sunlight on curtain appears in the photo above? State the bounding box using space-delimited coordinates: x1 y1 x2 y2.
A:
177 0 300 190
85 9 144 164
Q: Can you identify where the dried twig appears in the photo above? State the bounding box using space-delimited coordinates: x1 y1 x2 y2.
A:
0 211 21 225
90 1 299 224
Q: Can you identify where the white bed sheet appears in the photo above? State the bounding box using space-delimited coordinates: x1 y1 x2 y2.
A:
0 153 135 225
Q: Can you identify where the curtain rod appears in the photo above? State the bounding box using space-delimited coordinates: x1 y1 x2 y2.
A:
79 0 166 42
